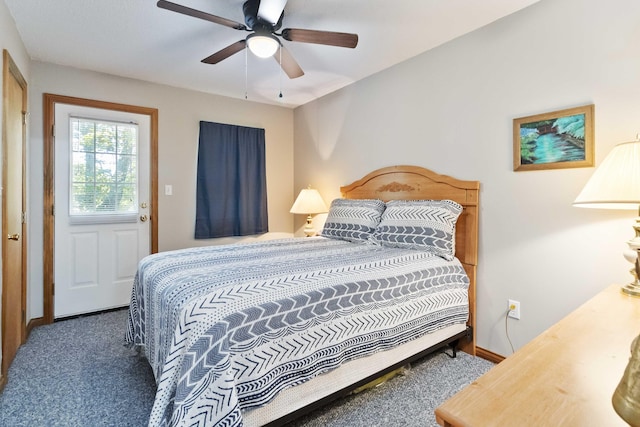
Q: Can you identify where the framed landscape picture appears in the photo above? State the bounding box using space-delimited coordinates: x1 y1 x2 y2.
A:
513 104 594 171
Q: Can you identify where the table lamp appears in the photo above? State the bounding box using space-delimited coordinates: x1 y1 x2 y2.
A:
290 187 328 237
573 139 640 296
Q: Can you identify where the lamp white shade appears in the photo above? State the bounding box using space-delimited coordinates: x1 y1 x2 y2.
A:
573 140 640 210
290 188 328 214
246 33 279 58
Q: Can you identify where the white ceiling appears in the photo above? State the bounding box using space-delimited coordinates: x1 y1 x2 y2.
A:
4 0 540 108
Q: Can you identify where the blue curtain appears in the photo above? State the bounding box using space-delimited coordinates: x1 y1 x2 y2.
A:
195 121 268 238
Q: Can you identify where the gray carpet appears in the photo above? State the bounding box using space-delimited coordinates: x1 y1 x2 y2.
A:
0 309 493 426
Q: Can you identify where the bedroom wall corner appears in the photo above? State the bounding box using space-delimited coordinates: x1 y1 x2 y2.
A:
293 0 640 357
0 0 31 375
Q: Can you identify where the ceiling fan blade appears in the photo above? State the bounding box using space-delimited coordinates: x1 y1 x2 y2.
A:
157 0 246 30
274 45 304 79
282 28 358 48
257 0 288 25
201 40 247 64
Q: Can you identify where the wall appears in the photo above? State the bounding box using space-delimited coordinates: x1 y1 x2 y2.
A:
27 62 294 320
293 0 640 356
0 0 30 376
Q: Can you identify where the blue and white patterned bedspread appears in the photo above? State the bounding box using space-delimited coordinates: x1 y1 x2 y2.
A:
125 237 469 427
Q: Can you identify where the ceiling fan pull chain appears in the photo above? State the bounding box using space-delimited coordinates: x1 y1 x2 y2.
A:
278 47 283 99
245 48 248 100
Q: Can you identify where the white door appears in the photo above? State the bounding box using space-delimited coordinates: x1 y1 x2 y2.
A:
54 104 151 318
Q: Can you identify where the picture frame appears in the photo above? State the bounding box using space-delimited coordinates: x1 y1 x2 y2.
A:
513 104 594 171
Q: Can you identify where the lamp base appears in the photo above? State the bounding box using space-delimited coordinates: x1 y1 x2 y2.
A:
625 220 640 298
303 214 316 237
621 282 640 297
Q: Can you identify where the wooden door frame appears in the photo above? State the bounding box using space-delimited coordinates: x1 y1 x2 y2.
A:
1 50 28 382
43 94 158 324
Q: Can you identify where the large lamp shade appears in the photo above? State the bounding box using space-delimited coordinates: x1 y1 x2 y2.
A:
573 141 640 210
574 140 640 296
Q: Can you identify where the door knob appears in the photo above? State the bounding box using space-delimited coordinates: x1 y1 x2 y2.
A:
7 233 20 241
140 215 148 222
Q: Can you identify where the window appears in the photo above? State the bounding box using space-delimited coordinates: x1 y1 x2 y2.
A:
195 121 268 238
69 117 138 224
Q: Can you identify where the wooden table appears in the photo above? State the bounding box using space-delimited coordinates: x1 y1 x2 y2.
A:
435 285 640 427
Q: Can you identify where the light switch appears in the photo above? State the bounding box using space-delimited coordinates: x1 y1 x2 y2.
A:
165 184 173 196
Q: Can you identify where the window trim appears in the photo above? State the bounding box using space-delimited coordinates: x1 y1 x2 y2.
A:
68 116 140 220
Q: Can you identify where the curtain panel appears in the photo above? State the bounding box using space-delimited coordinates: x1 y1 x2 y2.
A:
195 121 268 238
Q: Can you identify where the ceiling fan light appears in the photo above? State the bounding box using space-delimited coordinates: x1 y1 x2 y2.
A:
247 33 279 58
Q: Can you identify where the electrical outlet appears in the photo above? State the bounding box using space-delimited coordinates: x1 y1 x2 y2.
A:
508 299 521 320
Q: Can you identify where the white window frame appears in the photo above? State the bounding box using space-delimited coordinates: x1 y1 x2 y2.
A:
67 116 139 225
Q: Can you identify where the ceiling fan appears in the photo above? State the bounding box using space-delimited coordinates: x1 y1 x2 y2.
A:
157 0 359 79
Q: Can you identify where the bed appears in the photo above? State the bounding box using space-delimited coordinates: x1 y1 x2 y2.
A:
126 165 480 427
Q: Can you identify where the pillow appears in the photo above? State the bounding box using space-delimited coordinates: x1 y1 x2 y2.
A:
370 199 462 260
321 198 385 243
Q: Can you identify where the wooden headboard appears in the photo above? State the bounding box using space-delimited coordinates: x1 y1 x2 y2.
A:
340 165 480 354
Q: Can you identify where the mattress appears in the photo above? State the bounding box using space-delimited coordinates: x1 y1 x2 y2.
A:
125 237 469 426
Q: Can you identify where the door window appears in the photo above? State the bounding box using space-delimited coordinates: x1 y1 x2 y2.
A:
69 117 138 224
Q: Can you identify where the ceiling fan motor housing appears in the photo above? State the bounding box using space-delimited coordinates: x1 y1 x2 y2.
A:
243 0 283 31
